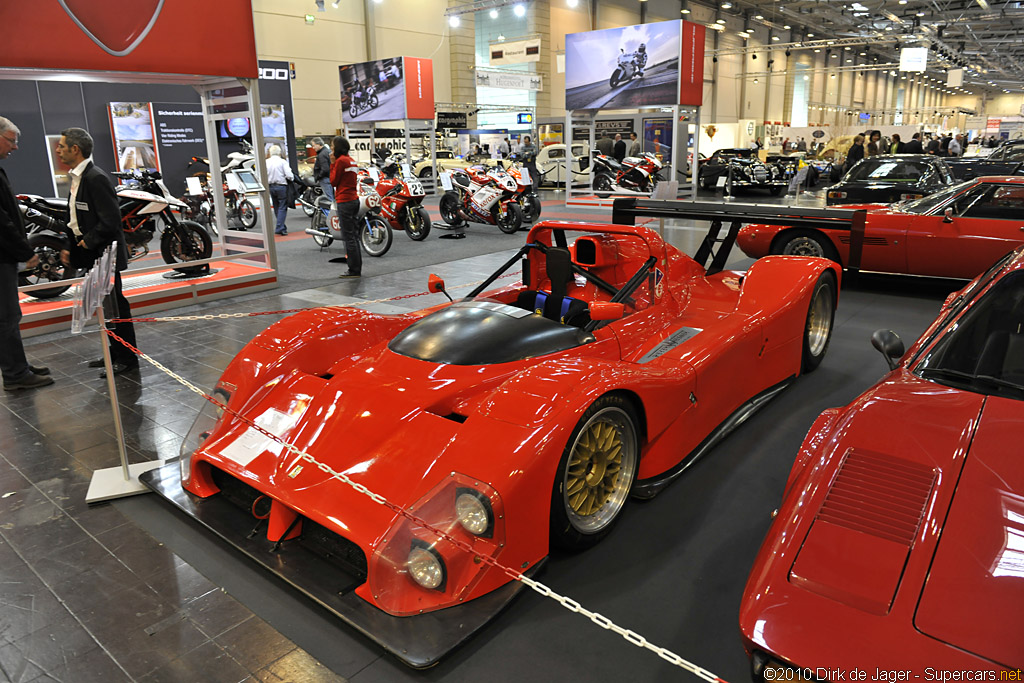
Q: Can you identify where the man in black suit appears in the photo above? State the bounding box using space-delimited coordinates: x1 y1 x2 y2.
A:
903 132 923 154
613 133 626 162
0 116 53 391
56 127 139 376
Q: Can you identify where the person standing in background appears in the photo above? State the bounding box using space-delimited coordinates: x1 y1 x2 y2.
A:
889 133 905 154
866 131 881 157
926 134 940 155
0 116 51 391
518 135 539 190
265 144 293 236
845 134 865 171
329 136 361 279
498 137 510 159
948 134 963 157
56 127 139 377
595 132 614 157
612 133 626 162
628 132 641 158
311 137 332 201
904 132 923 154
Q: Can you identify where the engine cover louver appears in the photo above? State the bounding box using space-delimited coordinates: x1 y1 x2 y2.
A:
838 235 888 246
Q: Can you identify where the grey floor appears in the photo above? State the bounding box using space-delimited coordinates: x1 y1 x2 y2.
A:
0 187 963 682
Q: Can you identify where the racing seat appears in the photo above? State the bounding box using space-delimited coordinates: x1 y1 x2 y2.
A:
516 247 591 327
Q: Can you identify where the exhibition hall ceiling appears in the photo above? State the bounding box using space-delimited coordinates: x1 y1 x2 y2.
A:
705 0 1024 93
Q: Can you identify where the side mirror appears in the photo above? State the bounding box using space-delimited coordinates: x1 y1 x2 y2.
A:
943 207 954 223
871 329 905 371
428 274 452 301
589 301 625 321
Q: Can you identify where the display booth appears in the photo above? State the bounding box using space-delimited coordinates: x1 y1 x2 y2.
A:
562 19 705 207
3 1 278 337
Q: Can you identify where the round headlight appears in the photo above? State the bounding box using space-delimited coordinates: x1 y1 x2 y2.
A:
456 492 491 535
407 546 444 590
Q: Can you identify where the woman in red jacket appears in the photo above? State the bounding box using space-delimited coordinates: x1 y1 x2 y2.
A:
329 136 361 279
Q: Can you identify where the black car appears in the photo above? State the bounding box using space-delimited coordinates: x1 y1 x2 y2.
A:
944 140 1024 181
698 148 787 195
826 154 955 206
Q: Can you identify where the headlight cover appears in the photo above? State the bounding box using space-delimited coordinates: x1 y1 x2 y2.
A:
179 384 232 485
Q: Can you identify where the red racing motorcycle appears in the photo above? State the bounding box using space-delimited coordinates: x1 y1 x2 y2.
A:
438 167 524 234
374 159 431 241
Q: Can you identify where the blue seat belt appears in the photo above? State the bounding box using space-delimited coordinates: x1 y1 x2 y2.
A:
533 292 547 315
560 297 573 324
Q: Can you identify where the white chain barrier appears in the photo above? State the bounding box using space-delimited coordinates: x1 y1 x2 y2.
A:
103 288 730 682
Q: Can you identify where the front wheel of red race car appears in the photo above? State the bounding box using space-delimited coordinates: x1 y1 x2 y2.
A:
551 394 640 551
802 270 837 373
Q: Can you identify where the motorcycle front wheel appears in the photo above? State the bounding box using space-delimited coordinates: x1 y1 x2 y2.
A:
494 202 523 234
310 210 334 247
405 206 431 241
301 188 318 217
369 94 379 109
593 173 613 196
361 216 393 257
609 68 624 88
18 234 79 299
161 220 213 275
438 192 463 226
522 193 542 222
238 198 258 229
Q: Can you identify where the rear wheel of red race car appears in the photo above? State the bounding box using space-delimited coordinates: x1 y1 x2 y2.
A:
802 270 837 373
551 394 640 551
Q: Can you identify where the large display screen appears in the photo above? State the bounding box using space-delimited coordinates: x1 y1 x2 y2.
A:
564 19 704 111
339 56 434 124
109 101 160 171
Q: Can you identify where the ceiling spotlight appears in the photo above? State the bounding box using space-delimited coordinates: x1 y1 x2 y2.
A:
783 24 791 29
755 14 764 19
772 35 780 40
753 78 759 83
489 8 498 17
449 14 460 27
806 32 815 37
803 74 810 80
721 1 732 7
916 10 925 16
513 3 525 17
814 48 821 52
716 18 726 24
567 0 579 6
830 73 836 79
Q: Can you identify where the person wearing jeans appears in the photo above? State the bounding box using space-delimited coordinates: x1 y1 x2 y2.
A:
329 136 361 279
265 144 293 235
311 137 332 200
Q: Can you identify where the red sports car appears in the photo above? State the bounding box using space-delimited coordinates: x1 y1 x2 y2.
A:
147 219 840 667
737 176 1024 279
739 247 1024 676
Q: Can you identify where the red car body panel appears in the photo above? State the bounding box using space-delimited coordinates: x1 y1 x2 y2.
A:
178 220 839 623
739 250 1024 672
736 176 1024 279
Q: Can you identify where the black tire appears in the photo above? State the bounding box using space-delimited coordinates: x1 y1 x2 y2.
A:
773 229 840 264
550 394 640 551
349 103 360 118
360 216 393 257
18 234 79 299
801 270 837 373
160 220 213 275
494 202 523 234
418 167 434 179
522 193 542 222
438 192 462 225
609 68 623 89
700 173 717 191
593 173 613 196
237 198 257 229
301 188 317 217
405 206 431 241
310 210 333 247
368 94 379 109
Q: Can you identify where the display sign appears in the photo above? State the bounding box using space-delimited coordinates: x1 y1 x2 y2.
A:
517 113 534 124
437 112 468 129
476 70 543 91
489 37 541 65
109 102 160 172
565 19 704 111
899 47 928 72
597 119 634 136
339 56 434 123
3 1 257 78
947 68 963 87
643 118 673 161
965 116 987 130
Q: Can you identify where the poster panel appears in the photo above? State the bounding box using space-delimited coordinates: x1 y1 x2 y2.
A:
403 57 436 121
109 102 160 171
643 118 673 163
2 1 257 78
261 104 288 158
340 57 408 123
565 20 682 111
679 21 705 106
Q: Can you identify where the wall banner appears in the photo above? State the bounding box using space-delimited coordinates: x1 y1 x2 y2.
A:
475 70 544 92
489 38 541 66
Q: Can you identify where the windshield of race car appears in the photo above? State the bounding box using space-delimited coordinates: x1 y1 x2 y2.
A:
897 180 974 214
915 269 1024 400
845 158 932 183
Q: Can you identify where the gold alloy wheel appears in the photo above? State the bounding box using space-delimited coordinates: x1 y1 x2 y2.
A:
806 282 834 358
563 406 638 533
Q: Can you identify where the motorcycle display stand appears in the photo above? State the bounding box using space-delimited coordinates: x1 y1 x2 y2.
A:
563 105 701 209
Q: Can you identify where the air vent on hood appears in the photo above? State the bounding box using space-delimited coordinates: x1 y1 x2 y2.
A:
817 449 936 545
839 235 888 246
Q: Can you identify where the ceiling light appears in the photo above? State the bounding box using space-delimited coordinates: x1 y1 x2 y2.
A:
755 14 764 19
814 48 821 52
716 18 726 24
331 0 339 7
803 75 809 80
806 32 814 37
449 15 460 27
846 59 852 63
830 73 836 79
681 7 691 13
513 3 525 17
772 35 780 40
567 0 579 6
976 0 989 7
740 32 748 38
783 24 791 29
721 1 732 7
490 8 498 17
916 10 925 15
753 78 759 83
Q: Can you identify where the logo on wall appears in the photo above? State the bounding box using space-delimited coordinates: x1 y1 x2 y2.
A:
58 0 164 57
259 67 290 81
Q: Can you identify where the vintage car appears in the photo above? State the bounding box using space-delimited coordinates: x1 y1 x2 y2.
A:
534 142 590 186
740 246 1024 676
826 154 955 205
411 149 479 178
147 218 840 668
737 176 1024 280
945 140 1024 181
698 148 787 195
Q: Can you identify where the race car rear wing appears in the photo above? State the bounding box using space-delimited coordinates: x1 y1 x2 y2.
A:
611 198 867 276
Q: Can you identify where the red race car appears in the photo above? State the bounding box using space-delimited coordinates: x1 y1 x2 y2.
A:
146 219 840 667
737 175 1024 279
739 247 1024 677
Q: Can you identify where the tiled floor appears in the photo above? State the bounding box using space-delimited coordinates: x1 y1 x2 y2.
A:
1 191 962 682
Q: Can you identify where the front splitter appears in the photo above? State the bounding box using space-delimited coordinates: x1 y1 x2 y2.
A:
140 462 543 669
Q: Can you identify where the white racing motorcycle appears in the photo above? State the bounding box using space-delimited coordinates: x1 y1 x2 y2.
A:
609 49 642 88
304 174 393 257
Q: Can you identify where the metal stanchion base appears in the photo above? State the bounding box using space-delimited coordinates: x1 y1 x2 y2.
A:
86 459 166 504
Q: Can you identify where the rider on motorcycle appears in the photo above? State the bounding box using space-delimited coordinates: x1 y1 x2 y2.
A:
633 43 647 77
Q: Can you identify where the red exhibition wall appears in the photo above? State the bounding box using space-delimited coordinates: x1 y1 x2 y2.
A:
403 57 435 121
1 0 258 78
679 21 706 107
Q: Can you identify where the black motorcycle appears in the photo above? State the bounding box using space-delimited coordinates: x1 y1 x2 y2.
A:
17 197 81 299
296 175 323 218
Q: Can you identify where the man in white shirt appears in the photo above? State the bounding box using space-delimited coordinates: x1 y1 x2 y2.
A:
947 134 963 157
265 144 294 235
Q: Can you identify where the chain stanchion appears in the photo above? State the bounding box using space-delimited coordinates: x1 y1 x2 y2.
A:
102 321 732 682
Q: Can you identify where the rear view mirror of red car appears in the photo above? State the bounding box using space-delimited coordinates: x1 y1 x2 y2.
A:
589 302 625 321
428 274 453 301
